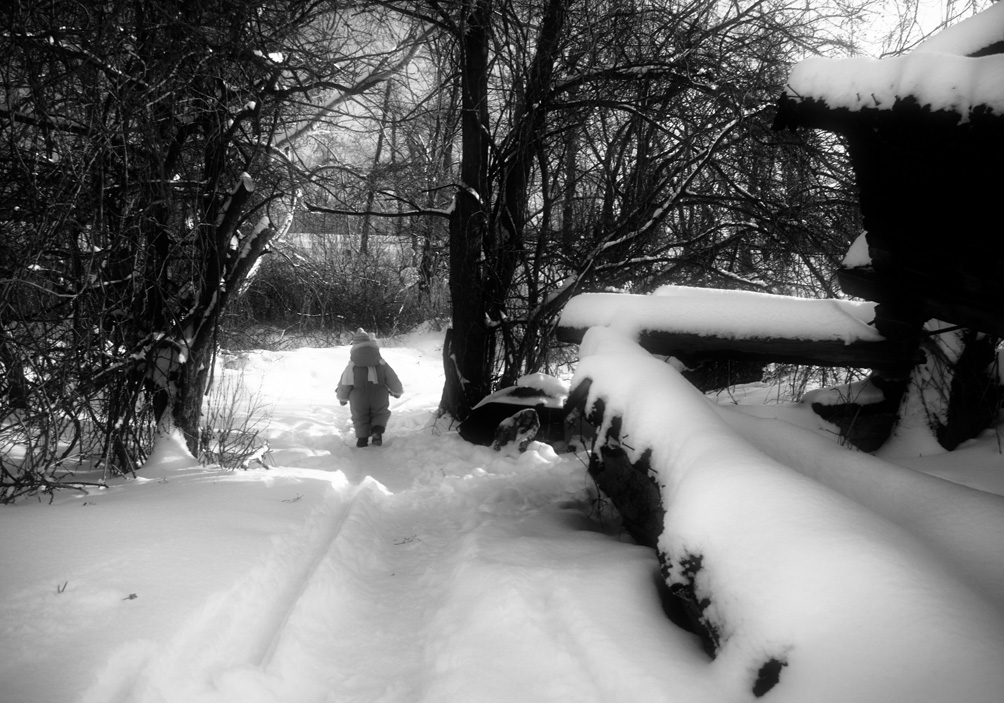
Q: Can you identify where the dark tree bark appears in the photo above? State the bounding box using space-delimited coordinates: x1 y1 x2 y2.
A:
441 0 493 419
936 331 1001 450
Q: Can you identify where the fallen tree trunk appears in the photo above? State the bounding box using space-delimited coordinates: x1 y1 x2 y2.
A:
566 326 1004 700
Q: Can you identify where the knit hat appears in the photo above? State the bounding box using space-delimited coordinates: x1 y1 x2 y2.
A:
351 328 376 345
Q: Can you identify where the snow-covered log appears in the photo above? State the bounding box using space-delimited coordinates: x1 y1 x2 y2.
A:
556 289 924 372
570 326 1004 702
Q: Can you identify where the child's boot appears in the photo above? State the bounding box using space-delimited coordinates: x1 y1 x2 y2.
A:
371 425 384 446
356 437 369 448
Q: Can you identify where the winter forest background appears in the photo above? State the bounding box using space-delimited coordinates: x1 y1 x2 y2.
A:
4 0 985 496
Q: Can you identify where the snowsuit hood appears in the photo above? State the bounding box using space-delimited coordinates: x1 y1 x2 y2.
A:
349 328 382 366
350 341 382 367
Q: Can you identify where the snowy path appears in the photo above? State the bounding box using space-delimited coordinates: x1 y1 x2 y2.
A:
58 395 720 703
258 466 484 703
205 417 722 703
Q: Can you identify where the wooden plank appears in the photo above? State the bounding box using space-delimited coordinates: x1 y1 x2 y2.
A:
555 325 923 370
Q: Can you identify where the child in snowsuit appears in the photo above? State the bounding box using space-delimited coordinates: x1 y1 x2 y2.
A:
336 329 404 447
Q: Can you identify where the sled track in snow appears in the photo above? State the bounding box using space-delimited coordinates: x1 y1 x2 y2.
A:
252 481 387 666
257 472 481 702
84 479 380 703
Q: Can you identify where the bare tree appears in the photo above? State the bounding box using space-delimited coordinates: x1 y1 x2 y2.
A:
358 0 863 416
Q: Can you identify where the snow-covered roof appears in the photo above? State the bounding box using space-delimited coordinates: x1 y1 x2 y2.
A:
784 3 1004 120
560 286 883 346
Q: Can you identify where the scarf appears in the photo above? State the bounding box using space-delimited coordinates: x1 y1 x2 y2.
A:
341 363 379 385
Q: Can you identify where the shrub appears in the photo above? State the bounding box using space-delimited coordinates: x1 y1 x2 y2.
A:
221 234 449 349
199 361 272 470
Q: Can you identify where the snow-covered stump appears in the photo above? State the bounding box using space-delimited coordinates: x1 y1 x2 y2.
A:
457 373 569 449
571 326 1004 702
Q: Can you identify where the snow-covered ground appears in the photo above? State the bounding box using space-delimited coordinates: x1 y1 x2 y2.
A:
1 328 1003 703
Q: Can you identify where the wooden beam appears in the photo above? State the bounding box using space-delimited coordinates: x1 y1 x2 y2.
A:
555 325 923 370
839 267 1004 339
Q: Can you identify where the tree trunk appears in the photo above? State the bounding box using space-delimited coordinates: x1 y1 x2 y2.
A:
173 336 214 455
0 326 29 410
167 174 275 456
440 0 492 419
362 81 394 256
491 0 567 387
